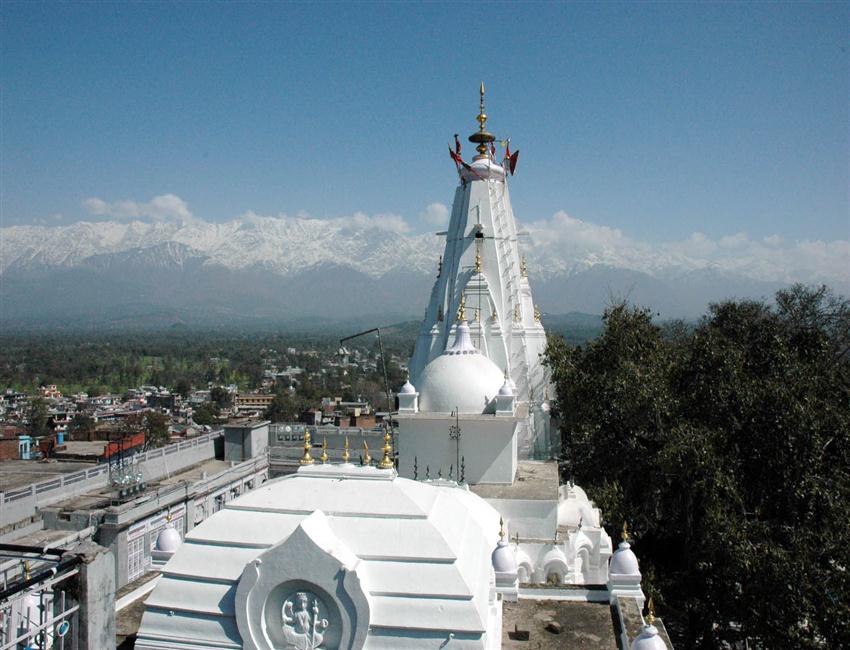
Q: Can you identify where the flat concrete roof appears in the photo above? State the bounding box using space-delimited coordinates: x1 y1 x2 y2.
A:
470 460 559 501
0 459 98 492
502 599 618 649
157 458 232 487
42 457 235 514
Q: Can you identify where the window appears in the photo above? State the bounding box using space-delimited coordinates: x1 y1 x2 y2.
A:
128 535 146 581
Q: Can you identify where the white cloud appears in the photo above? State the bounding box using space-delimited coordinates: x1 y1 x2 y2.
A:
523 210 849 289
82 193 194 223
420 202 450 227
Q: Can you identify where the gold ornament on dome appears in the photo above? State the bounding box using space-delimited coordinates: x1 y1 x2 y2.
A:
377 430 394 469
362 441 372 466
534 304 541 322
474 247 482 274
300 431 314 465
514 304 521 322
320 438 329 463
342 436 350 463
457 292 467 322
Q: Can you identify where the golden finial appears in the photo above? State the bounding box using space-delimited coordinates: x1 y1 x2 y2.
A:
457 292 467 322
320 437 329 463
469 82 496 159
513 304 521 322
342 436 350 463
378 430 394 469
300 430 314 465
534 304 541 322
491 304 497 320
622 522 629 541
499 517 506 540
474 247 482 273
362 441 372 466
23 560 30 580
520 255 528 278
166 512 173 523
646 597 656 625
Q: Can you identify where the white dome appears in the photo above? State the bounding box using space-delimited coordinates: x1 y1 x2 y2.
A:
418 322 504 414
498 380 513 397
399 379 416 394
155 525 182 553
610 541 640 575
630 625 668 650
491 540 516 574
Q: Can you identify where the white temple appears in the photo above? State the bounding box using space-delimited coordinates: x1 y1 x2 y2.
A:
408 84 550 459
135 85 668 650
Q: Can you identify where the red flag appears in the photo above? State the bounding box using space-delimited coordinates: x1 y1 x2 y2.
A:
448 144 462 166
454 134 462 155
508 149 519 175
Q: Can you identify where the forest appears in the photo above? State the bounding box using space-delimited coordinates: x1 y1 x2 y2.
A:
545 284 850 648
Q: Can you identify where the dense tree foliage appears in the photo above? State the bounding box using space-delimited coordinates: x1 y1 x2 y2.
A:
545 285 850 649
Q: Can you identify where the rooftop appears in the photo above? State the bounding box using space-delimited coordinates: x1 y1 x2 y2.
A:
0 459 97 492
502 599 618 650
470 460 559 501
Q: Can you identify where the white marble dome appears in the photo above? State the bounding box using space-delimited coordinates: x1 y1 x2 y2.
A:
630 624 668 650
610 540 640 576
491 539 516 574
417 321 504 414
155 525 181 553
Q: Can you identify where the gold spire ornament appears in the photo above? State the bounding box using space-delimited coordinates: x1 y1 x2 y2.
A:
491 305 498 320
534 304 541 322
622 522 629 541
474 247 482 274
520 255 528 278
647 597 656 625
457 292 467 322
499 517 506 540
362 441 372 466
468 82 496 159
378 430 394 469
342 436 350 463
300 431 314 465
320 437 329 463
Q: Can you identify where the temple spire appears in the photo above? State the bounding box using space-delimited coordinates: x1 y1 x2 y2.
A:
469 82 495 159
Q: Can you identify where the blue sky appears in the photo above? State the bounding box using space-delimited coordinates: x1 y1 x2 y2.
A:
2 1 848 244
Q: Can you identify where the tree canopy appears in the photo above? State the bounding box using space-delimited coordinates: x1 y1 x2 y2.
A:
545 285 850 648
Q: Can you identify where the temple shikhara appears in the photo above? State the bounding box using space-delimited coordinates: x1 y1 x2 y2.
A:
135 86 671 650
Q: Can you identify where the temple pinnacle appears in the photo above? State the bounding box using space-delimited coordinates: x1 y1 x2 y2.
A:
469 82 495 159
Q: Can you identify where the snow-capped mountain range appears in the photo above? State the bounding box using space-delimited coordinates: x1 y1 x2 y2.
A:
1 213 845 328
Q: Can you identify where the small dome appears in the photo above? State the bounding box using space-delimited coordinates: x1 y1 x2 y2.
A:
418 322 504 414
155 525 182 553
498 377 513 397
491 540 517 574
399 379 416 394
609 541 640 576
630 625 668 650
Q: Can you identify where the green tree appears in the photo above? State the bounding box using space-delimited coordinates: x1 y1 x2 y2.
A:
210 385 232 408
193 401 219 426
27 397 50 437
174 378 191 399
144 411 171 449
69 413 96 440
545 287 850 649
